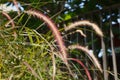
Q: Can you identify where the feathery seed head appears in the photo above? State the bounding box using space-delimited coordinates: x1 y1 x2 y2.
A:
65 20 103 37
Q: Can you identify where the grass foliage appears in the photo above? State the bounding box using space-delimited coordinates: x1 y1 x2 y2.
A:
0 1 103 80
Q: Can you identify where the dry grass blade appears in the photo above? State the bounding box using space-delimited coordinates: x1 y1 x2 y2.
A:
68 45 102 72
33 30 56 80
52 53 56 80
23 62 41 80
68 58 92 80
76 30 86 37
65 20 103 37
8 73 13 80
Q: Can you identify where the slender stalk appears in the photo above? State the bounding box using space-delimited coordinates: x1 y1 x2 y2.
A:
110 27 118 80
13 0 20 15
68 58 92 80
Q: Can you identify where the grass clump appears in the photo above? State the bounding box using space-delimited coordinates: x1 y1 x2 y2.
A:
0 1 103 80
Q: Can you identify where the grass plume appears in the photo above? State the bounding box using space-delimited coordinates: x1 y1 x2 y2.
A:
68 44 103 72
2 12 15 27
23 10 77 77
24 10 67 63
65 20 103 37
2 11 17 39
